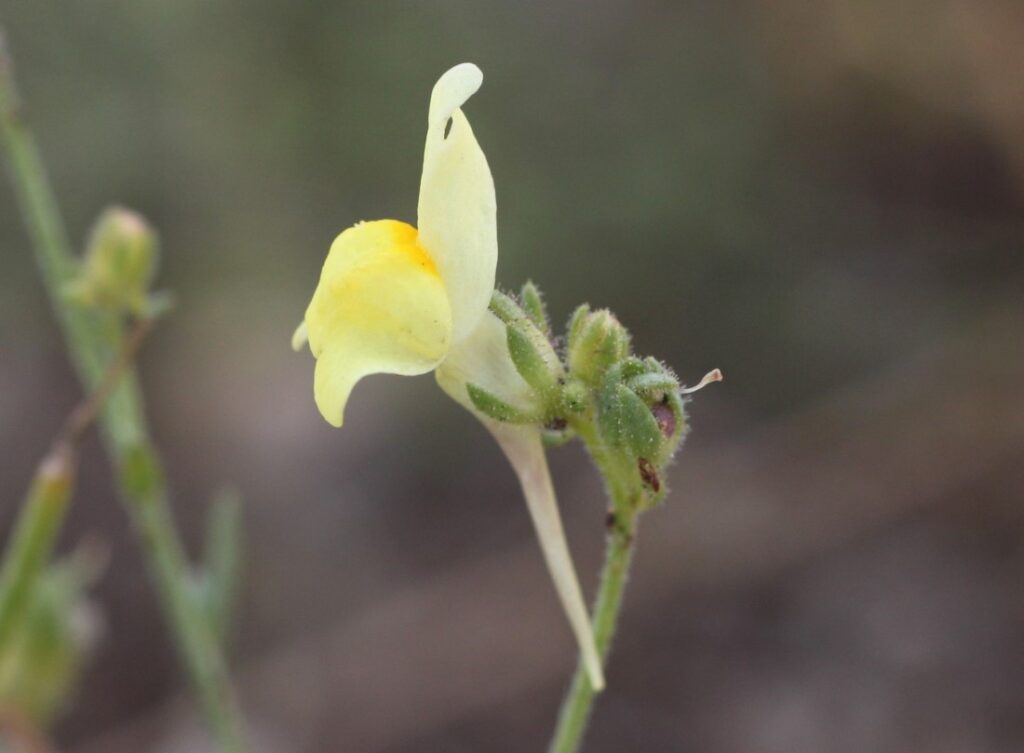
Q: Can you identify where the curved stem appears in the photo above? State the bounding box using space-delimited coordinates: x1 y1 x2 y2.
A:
0 31 245 753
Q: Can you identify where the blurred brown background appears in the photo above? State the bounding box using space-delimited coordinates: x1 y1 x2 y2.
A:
2 1 1023 751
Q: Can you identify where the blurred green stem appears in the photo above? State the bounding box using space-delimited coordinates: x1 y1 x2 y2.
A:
547 420 641 753
0 31 246 753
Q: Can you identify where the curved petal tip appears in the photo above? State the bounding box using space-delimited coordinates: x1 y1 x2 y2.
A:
429 63 483 128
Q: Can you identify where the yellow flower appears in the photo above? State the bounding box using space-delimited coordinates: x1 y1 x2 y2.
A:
293 64 604 689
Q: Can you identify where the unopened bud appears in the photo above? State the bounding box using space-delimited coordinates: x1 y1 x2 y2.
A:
567 308 631 386
66 206 158 316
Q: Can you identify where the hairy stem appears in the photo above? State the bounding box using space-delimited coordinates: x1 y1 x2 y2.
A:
547 419 642 753
547 517 636 753
0 31 245 753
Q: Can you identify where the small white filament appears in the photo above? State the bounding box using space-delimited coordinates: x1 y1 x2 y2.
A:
680 368 723 394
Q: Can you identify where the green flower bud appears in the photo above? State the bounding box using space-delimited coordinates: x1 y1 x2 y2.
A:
66 206 158 316
567 308 631 386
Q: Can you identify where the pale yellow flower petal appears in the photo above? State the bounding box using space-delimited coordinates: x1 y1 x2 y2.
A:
437 314 605 690
305 220 453 427
418 64 497 343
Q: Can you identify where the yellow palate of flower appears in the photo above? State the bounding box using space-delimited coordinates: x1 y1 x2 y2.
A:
304 220 452 427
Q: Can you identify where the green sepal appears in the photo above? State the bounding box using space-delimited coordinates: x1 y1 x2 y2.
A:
597 361 664 461
520 280 550 336
618 356 646 381
490 290 563 401
566 304 591 346
618 387 664 459
626 370 679 400
466 383 537 424
507 323 559 397
489 290 525 326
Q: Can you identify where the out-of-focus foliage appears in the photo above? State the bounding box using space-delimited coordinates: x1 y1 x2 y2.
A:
0 559 96 726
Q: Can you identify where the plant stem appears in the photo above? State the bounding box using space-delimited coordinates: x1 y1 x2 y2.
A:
0 31 246 753
0 315 152 671
547 517 636 753
547 421 642 753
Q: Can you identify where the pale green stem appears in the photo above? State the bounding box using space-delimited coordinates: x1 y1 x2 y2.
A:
547 420 642 753
0 31 245 753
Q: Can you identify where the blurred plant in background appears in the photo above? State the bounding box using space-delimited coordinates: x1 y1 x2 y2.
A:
1 31 244 753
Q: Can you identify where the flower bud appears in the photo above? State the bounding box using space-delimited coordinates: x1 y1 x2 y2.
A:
66 206 158 317
595 358 693 494
567 308 631 386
